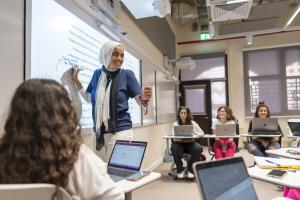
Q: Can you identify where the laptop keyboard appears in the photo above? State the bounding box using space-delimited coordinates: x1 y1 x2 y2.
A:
108 167 136 182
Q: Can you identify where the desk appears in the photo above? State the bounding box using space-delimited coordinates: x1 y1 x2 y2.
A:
116 172 161 200
241 133 281 143
266 148 300 160
203 134 240 159
248 165 300 188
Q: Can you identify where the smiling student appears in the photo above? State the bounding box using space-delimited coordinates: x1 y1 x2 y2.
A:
72 41 152 159
212 106 237 159
246 102 282 157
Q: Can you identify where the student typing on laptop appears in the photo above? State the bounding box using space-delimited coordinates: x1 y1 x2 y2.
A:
171 106 204 179
246 102 282 158
212 106 238 159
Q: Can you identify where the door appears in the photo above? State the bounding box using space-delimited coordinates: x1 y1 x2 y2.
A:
179 80 212 145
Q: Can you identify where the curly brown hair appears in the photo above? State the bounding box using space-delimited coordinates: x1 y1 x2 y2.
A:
0 79 81 188
216 106 236 121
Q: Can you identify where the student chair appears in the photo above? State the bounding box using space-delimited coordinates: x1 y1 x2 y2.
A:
168 140 206 180
0 183 73 200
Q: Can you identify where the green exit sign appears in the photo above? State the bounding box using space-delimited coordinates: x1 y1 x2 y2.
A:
200 33 211 40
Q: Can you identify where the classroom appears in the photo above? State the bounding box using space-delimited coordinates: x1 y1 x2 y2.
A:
1 0 300 199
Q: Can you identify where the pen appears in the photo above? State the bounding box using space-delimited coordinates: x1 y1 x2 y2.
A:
266 160 281 167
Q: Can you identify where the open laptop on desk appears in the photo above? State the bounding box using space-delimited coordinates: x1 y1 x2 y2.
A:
193 157 258 200
215 124 237 136
174 125 194 137
107 140 147 182
251 118 281 135
288 122 300 136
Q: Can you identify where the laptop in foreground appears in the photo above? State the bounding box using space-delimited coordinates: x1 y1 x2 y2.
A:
107 140 147 182
215 124 237 136
174 125 194 137
251 118 281 135
193 157 258 200
288 122 300 136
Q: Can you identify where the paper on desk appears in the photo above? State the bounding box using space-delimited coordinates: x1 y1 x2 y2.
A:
254 156 300 170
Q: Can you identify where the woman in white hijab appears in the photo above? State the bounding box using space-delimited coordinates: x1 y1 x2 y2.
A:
72 41 152 160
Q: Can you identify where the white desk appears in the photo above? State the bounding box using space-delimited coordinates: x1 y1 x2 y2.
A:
266 148 300 160
162 135 200 139
248 166 300 188
241 133 281 143
116 172 161 200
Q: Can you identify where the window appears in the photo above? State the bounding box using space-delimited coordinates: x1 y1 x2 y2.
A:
244 46 300 116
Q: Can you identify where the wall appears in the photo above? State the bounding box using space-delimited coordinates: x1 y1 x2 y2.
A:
0 0 24 136
177 31 300 145
0 0 172 170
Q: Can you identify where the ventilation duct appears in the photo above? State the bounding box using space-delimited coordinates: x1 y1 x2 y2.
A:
206 0 253 22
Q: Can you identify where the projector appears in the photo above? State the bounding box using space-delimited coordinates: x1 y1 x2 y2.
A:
176 57 196 70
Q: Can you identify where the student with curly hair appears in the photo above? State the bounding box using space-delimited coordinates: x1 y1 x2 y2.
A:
212 106 237 159
0 79 124 200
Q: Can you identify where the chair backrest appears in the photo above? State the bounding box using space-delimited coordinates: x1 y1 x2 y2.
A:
0 183 72 200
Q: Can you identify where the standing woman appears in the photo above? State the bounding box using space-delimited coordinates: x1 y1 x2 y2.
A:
0 79 124 200
246 102 281 157
72 41 152 159
212 106 237 159
171 106 204 179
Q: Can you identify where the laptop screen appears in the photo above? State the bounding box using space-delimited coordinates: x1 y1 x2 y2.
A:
194 157 258 200
108 140 147 171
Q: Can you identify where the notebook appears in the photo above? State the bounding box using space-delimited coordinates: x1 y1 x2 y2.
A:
215 124 237 136
193 157 258 200
251 118 281 135
174 125 194 137
288 122 300 136
254 156 300 170
107 140 147 182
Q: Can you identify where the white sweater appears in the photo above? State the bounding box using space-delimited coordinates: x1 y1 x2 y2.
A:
67 144 124 200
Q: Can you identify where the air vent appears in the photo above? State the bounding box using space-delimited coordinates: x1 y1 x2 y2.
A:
206 0 253 22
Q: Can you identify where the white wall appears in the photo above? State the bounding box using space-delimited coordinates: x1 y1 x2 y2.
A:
177 31 300 146
0 0 24 135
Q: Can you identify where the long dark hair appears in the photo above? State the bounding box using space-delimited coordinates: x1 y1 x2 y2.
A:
0 79 81 188
254 101 270 118
216 106 236 121
177 106 192 125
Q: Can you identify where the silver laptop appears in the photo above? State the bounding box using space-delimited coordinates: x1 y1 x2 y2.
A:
174 125 194 136
288 122 300 136
251 118 280 135
215 124 236 136
193 157 258 200
107 140 147 182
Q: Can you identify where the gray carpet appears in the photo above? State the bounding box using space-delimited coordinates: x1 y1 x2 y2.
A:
132 147 282 200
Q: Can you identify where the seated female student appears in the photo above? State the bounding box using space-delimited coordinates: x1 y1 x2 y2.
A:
171 106 204 179
246 102 281 158
0 79 124 200
212 106 237 159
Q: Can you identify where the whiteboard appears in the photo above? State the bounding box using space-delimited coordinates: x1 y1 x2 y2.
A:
156 70 176 123
25 0 142 128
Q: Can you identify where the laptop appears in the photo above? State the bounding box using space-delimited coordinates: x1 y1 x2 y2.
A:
251 118 281 135
174 125 194 137
215 124 237 136
193 157 258 200
107 140 147 182
288 122 300 136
